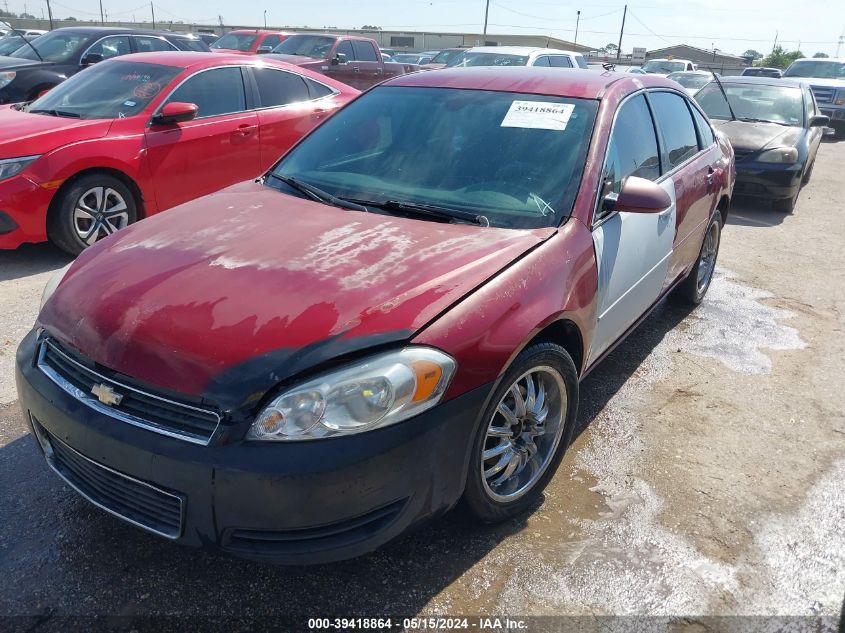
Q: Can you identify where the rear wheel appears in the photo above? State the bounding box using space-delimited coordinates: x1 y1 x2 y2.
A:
673 212 721 305
463 343 578 523
48 173 137 255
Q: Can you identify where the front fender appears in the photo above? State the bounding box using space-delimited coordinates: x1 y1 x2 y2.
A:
413 218 598 401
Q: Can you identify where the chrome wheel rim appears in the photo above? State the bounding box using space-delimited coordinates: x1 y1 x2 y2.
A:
481 366 567 502
73 186 129 246
696 221 719 294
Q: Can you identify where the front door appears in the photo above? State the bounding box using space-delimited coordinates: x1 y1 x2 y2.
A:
587 93 675 366
144 66 260 212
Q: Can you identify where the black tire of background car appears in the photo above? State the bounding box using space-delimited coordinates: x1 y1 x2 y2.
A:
48 172 138 256
776 187 800 214
672 212 722 305
462 342 579 523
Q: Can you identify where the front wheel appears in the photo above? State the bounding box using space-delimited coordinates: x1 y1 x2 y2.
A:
48 173 137 255
463 342 579 523
673 213 721 305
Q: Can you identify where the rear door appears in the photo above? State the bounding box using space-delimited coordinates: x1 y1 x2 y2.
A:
249 66 337 170
351 40 383 87
144 66 260 211
587 93 675 366
648 91 715 288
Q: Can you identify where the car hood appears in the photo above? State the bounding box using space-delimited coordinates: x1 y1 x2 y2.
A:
0 107 113 157
711 119 803 153
40 181 554 409
798 77 845 89
0 55 43 70
264 53 321 66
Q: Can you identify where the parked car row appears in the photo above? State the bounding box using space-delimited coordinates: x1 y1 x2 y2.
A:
16 67 734 565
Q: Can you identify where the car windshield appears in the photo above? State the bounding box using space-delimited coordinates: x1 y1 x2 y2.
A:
446 52 529 67
668 73 711 89
0 34 27 56
270 86 598 229
430 49 460 64
784 60 845 79
211 33 257 51
695 83 804 126
643 60 685 73
10 29 90 62
271 34 335 58
27 60 181 119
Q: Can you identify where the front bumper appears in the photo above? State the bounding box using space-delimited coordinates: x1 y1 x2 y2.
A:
0 174 54 249
16 330 491 564
732 160 804 200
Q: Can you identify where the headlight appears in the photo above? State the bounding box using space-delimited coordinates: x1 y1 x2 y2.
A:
40 263 72 311
0 71 15 89
0 155 40 181
757 147 798 164
834 90 844 106
248 347 457 441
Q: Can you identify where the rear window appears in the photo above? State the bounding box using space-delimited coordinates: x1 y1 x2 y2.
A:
648 92 699 170
253 67 310 107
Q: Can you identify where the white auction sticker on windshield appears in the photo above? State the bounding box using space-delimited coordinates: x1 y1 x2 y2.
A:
501 101 575 131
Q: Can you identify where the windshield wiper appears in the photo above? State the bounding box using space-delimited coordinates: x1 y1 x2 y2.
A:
28 108 81 118
361 199 489 227
266 173 369 211
737 117 790 126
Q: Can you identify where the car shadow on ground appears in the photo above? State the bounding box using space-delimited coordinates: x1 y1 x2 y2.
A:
727 198 792 228
0 242 71 283
0 300 696 621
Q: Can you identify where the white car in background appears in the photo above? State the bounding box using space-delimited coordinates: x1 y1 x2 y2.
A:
643 58 698 76
446 46 588 69
667 70 718 96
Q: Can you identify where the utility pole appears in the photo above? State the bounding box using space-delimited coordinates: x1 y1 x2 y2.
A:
263 9 267 28
772 30 778 53
574 10 581 47
45 0 53 29
150 1 155 29
99 0 104 24
616 4 627 61
836 28 843 57
482 0 490 39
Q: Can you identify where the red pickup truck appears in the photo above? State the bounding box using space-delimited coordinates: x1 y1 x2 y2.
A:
267 33 417 90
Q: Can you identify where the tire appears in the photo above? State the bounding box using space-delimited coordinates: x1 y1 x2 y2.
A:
673 212 721 306
776 189 799 213
463 342 579 523
47 173 138 256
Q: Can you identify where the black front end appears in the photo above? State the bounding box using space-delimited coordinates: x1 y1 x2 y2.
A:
730 148 806 202
15 329 490 564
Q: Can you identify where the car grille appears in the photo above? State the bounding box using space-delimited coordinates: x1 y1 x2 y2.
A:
35 421 184 539
810 86 834 104
37 338 221 445
733 148 754 162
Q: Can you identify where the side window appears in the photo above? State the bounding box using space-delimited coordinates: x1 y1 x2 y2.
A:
352 40 378 62
262 35 282 50
86 35 131 60
253 67 310 107
532 56 551 67
337 40 355 60
549 55 573 68
304 77 335 99
649 91 699 170
165 67 246 118
133 36 175 53
599 94 660 218
690 105 715 148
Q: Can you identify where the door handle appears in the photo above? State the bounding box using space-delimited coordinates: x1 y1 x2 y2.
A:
312 108 330 119
706 166 716 185
232 124 257 137
352 66 361 73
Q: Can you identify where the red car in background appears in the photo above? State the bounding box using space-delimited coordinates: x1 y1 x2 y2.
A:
19 68 733 564
210 30 292 55
0 51 357 254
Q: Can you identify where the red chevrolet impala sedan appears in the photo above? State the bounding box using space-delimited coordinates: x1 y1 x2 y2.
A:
17 68 734 564
0 51 357 254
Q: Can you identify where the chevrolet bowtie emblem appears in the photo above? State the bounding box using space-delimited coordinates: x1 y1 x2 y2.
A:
91 383 123 406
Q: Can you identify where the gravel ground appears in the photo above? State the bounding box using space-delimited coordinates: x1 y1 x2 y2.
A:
0 141 843 631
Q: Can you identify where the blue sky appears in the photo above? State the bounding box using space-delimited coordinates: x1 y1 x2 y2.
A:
10 0 845 57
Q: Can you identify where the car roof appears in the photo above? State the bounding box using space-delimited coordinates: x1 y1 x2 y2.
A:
464 46 578 56
745 67 781 71
716 75 806 89
385 66 679 99
104 51 292 68
791 57 845 63
668 70 712 76
225 29 291 35
49 26 198 39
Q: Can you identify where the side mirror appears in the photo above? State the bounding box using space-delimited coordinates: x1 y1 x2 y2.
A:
809 114 830 128
331 52 348 66
256 46 273 54
603 176 671 214
152 102 198 125
81 52 104 66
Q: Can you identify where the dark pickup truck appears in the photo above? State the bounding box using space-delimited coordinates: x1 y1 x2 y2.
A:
267 33 416 90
